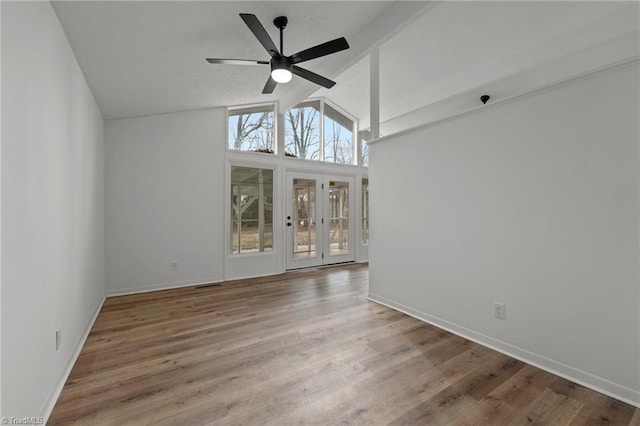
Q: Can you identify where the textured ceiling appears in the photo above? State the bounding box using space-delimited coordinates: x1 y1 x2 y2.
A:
51 1 396 119
52 1 639 127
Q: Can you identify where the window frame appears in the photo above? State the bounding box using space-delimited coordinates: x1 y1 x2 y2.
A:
226 98 367 167
226 102 278 155
358 130 371 168
283 99 323 161
361 177 370 245
228 162 277 257
322 99 358 166
282 97 359 165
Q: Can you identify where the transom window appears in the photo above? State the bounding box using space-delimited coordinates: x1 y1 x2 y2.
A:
285 100 321 160
324 103 354 165
228 104 275 153
227 99 365 167
285 99 356 164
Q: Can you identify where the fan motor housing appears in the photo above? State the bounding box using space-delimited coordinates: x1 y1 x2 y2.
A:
271 56 292 72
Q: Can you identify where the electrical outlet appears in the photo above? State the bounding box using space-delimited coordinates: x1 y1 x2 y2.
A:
493 302 506 320
170 262 178 271
56 329 62 350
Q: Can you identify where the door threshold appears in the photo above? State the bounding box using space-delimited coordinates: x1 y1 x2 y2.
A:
286 261 356 272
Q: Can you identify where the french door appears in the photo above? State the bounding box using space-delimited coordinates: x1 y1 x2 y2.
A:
285 172 354 270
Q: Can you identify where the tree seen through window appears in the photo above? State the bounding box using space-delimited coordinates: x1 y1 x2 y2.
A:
228 105 274 152
227 100 363 165
285 100 321 160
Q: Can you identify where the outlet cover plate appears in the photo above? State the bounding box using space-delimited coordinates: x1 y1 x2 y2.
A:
493 302 506 320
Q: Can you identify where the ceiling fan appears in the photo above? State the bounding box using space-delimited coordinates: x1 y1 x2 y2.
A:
206 14 350 94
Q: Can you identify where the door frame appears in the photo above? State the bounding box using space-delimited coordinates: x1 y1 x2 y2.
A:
322 174 355 265
285 171 355 270
285 171 323 270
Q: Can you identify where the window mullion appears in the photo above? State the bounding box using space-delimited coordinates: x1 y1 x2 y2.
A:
258 170 264 251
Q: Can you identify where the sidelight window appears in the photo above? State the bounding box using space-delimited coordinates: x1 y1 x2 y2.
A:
362 178 369 244
230 166 274 254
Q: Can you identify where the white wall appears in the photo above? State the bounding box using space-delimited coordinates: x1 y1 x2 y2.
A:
0 0 4 418
369 63 640 405
0 0 3 418
106 111 369 289
2 1 105 418
105 109 225 294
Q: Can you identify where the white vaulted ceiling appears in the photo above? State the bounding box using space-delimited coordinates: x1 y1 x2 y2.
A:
51 1 397 119
312 1 639 133
52 1 639 129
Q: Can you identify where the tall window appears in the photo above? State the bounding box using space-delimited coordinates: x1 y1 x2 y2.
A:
362 178 369 244
228 105 274 153
285 100 321 160
324 104 354 165
231 167 274 254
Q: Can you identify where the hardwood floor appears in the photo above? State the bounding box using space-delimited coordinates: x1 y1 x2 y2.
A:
49 264 639 425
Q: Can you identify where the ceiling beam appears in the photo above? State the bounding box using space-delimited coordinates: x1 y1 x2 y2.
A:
278 1 440 112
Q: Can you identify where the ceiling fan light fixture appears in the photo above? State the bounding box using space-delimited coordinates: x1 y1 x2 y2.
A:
206 14 349 93
271 67 292 83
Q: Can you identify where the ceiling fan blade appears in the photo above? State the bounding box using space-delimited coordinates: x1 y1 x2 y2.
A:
240 13 280 58
206 58 269 65
290 37 349 64
292 66 336 89
262 76 277 94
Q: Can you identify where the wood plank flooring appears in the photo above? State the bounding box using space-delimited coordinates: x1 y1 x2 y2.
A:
49 264 639 425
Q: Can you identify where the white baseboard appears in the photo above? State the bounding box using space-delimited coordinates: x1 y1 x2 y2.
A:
41 295 106 422
107 277 223 297
367 292 640 408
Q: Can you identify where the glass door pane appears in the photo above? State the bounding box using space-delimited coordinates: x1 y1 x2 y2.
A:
323 176 354 265
328 181 349 256
286 172 323 270
286 172 354 270
293 178 317 259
